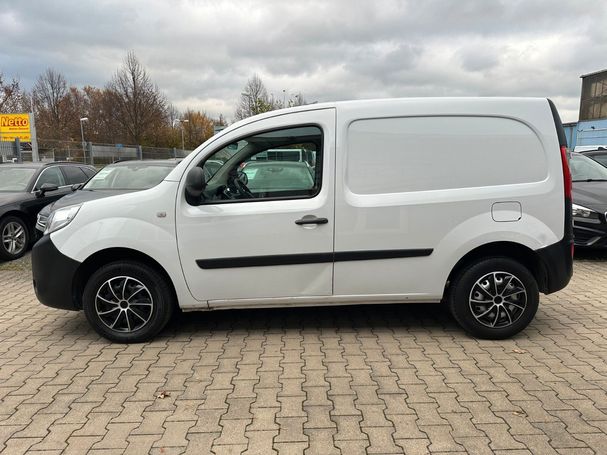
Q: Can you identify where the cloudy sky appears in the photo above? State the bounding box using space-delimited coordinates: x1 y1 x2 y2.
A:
1 0 605 122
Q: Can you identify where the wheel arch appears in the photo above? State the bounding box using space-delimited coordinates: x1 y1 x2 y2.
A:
445 241 547 295
73 247 178 310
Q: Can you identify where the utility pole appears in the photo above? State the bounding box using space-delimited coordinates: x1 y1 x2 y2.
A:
79 117 88 162
173 118 189 151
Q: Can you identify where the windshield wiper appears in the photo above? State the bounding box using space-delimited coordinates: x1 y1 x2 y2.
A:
573 179 607 182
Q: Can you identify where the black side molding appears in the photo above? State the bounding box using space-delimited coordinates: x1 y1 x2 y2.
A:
334 249 433 262
196 249 433 269
197 252 333 269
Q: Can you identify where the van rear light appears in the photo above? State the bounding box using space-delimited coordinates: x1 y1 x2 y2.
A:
560 145 572 199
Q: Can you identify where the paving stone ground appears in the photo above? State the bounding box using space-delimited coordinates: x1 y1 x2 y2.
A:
0 252 606 454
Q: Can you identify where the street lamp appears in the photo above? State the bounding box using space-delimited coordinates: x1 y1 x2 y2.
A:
79 117 89 162
173 118 189 151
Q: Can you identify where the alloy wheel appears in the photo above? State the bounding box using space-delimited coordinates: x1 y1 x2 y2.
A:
468 271 527 328
1 221 26 256
95 276 154 332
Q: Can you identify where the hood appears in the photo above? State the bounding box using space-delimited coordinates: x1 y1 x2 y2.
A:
40 189 135 216
572 181 607 212
0 191 32 207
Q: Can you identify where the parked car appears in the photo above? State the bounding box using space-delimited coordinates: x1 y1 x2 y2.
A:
36 159 180 233
574 145 607 153
578 147 607 168
0 162 95 260
32 97 572 343
241 161 315 193
568 152 607 247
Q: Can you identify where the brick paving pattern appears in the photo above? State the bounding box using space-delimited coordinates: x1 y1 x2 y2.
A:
0 257 606 454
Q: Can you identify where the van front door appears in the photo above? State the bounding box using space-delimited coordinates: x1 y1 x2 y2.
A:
176 108 336 305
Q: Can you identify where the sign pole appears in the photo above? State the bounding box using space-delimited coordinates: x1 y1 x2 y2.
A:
29 113 39 162
15 138 22 163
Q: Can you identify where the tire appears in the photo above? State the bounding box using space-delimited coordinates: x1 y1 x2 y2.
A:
83 261 175 343
448 257 539 339
0 216 29 261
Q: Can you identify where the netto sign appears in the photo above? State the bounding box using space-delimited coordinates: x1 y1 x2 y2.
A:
0 114 31 141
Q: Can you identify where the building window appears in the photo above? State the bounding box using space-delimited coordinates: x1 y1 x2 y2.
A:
580 71 607 121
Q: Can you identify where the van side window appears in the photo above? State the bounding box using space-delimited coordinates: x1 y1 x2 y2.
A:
193 125 322 204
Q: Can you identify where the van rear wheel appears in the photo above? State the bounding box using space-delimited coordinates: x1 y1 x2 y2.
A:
448 257 539 339
83 261 174 343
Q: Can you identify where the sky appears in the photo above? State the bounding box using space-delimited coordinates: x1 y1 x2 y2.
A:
1 0 605 123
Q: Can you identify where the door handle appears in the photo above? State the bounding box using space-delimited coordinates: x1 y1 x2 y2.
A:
295 215 329 225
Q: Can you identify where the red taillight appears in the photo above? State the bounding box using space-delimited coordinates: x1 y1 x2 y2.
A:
560 145 572 199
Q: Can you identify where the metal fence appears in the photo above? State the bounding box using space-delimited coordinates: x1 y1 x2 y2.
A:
1 139 192 166
0 141 16 162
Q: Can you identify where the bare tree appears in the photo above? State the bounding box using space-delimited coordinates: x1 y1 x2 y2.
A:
32 69 72 139
234 74 276 121
0 73 26 113
105 51 168 144
167 103 180 127
216 113 228 126
288 92 307 107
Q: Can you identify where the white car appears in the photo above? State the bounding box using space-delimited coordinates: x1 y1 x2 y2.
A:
32 97 573 342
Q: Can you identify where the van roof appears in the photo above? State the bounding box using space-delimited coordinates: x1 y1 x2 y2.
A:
227 96 549 131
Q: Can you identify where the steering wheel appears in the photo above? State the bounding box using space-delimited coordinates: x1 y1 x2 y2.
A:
222 170 254 199
233 175 254 198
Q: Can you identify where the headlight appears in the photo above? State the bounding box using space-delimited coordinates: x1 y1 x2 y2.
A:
44 204 82 234
572 203 598 219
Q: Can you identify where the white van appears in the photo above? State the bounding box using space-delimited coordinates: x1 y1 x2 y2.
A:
32 98 573 342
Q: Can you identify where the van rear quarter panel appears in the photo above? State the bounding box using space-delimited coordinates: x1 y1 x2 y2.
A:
334 98 564 298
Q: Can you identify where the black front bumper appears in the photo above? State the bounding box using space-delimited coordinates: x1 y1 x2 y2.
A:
573 218 607 248
536 237 573 294
32 235 81 311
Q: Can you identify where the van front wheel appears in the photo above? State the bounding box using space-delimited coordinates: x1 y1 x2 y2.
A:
82 261 174 343
448 257 539 339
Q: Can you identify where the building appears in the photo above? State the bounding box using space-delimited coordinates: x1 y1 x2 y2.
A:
563 69 607 150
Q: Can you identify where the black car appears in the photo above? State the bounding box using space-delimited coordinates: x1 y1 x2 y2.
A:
0 162 96 260
36 159 180 233
569 152 607 248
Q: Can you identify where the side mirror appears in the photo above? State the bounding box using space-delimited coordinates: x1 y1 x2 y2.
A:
185 167 206 204
35 183 59 198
